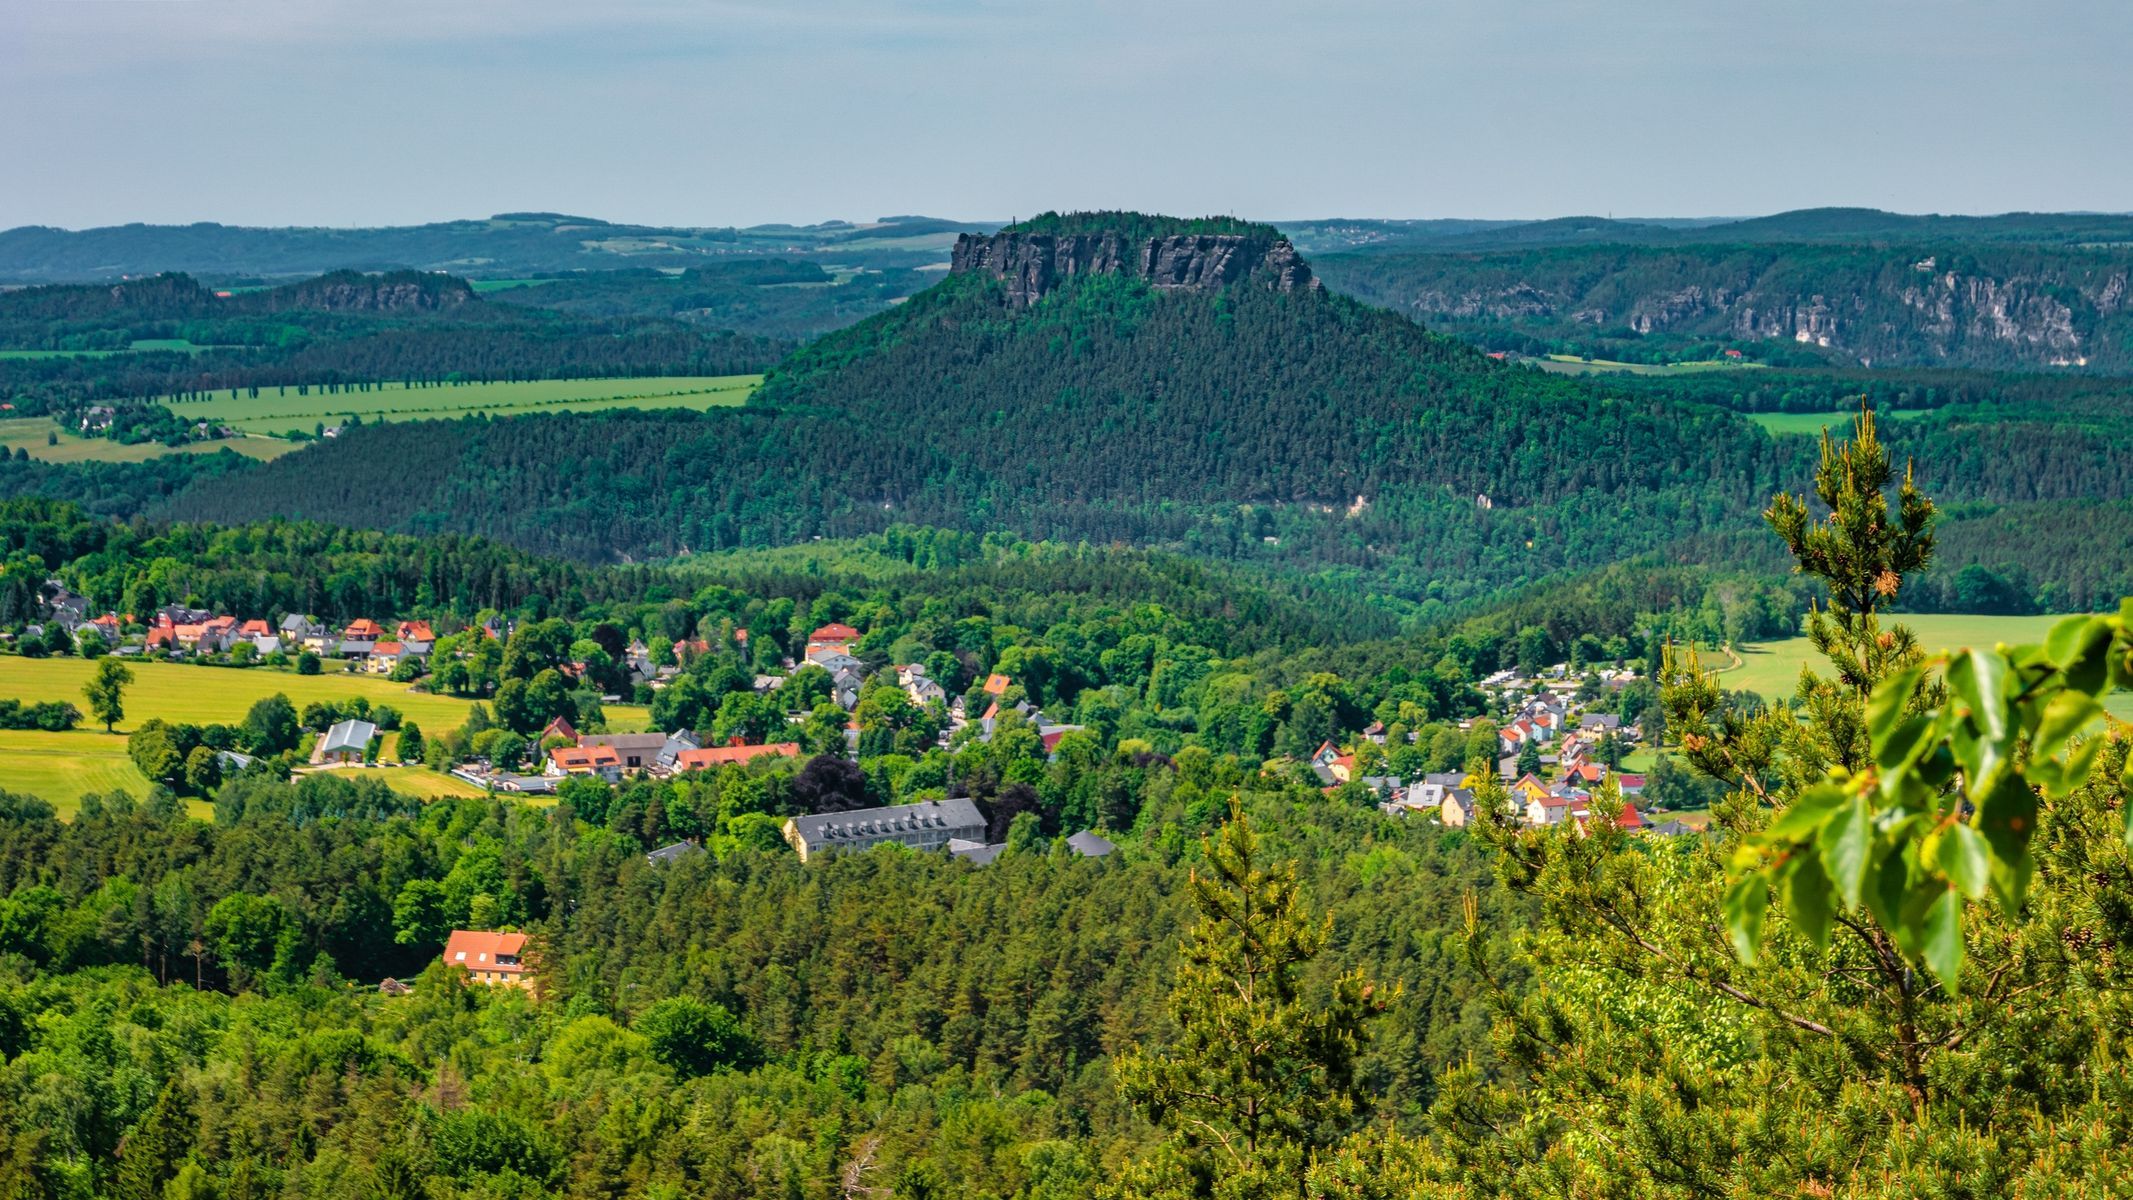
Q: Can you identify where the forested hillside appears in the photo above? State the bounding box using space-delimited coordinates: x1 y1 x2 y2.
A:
1315 242 2133 370
153 237 1797 610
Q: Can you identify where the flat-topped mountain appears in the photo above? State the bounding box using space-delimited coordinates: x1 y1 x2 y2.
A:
951 212 1316 307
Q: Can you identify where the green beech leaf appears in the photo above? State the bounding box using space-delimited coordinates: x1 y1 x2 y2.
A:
1865 665 1924 742
1764 784 1847 844
1817 795 1872 909
2032 690 2101 761
1865 842 1915 954
1922 888 1964 990
1723 874 1769 964
1873 714 1937 775
1937 822 1991 900
1782 852 1834 952
2049 616 2113 698
2123 758 2133 847
1975 773 2039 912
1948 648 2010 743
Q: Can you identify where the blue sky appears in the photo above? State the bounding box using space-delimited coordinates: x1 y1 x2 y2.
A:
3 0 2126 228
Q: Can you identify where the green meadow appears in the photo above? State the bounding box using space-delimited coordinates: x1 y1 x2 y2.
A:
1725 612 2133 722
0 417 294 464
0 656 650 814
1531 355 1768 377
167 374 760 434
1747 409 1929 436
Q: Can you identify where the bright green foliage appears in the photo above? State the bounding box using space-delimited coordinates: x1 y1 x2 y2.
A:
1110 802 1391 1200
80 657 130 732
634 996 763 1078
1431 405 2133 1196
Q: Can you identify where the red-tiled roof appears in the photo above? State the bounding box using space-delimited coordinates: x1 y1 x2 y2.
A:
983 673 1011 695
675 742 801 770
810 623 861 642
344 618 384 638
396 620 435 642
551 745 622 771
443 929 528 977
372 641 404 655
240 619 272 636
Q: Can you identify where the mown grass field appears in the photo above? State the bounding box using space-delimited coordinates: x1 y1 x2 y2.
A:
0 417 293 464
1747 410 1929 436
1727 613 2133 721
169 375 760 434
0 656 650 812
1531 355 1768 377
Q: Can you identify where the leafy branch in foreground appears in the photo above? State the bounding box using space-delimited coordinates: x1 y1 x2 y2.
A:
1725 604 2133 988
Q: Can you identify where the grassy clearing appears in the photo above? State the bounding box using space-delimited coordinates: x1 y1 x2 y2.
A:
1726 613 2133 722
317 765 495 801
0 417 293 464
1530 355 1768 377
0 656 480 734
1748 410 1929 436
168 375 759 434
0 657 653 810
0 339 225 359
0 728 217 819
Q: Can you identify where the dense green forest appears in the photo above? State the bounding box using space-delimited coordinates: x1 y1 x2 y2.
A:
482 261 932 341
0 271 782 427
4 409 2132 1196
1313 242 2133 370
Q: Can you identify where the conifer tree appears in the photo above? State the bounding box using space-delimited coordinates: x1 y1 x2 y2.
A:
1110 801 1390 1200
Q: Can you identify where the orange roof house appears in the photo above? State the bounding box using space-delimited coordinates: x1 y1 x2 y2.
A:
442 930 531 987
540 716 579 745
396 620 436 642
344 618 385 639
675 742 801 771
982 673 1011 696
806 622 861 657
240 619 272 637
549 744 623 776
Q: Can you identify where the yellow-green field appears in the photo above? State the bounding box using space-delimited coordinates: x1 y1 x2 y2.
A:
1727 613 2133 721
1747 410 1928 436
1531 355 1768 377
0 657 650 812
0 417 293 464
166 375 760 434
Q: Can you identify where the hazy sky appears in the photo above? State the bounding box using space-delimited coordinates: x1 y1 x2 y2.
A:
4 0 2127 230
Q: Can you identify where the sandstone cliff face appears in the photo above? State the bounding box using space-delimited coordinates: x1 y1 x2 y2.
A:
951 230 1318 307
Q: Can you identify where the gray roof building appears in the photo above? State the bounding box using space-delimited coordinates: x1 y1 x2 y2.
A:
319 719 377 760
1065 831 1116 858
785 797 986 863
578 732 670 771
647 841 704 865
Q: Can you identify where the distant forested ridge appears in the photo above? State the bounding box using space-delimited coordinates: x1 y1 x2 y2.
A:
134 216 2133 614
154 246 1795 611
0 270 783 420
1315 242 2133 371
0 212 997 283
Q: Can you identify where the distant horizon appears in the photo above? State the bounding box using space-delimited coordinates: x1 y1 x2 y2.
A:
7 205 2133 236
5 0 2127 229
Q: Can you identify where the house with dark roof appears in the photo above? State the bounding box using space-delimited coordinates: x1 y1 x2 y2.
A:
784 797 986 862
647 841 704 866
577 732 670 772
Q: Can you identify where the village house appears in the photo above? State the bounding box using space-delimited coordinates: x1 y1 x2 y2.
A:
805 622 861 659
674 741 800 771
576 732 669 772
547 744 623 783
441 930 531 988
784 797 986 862
318 718 376 766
